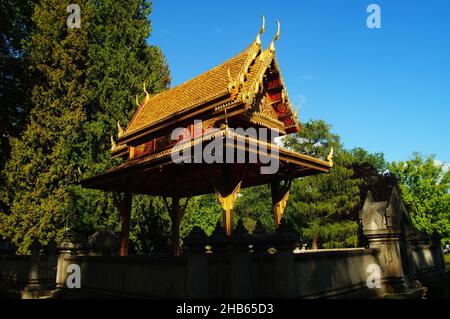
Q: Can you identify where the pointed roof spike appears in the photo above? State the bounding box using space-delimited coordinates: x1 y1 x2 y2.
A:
269 20 281 52
117 121 124 138
135 94 140 107
294 103 299 121
143 81 150 100
255 15 266 45
110 135 117 150
327 147 334 167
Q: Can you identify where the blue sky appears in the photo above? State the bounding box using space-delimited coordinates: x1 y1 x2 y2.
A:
148 0 450 164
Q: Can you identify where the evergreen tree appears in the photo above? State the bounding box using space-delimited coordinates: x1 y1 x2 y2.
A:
0 0 36 197
283 120 361 249
0 0 91 253
70 0 170 248
181 194 222 239
0 0 171 253
234 185 274 233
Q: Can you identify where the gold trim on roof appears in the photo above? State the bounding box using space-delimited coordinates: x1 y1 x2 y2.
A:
269 20 280 52
255 15 266 45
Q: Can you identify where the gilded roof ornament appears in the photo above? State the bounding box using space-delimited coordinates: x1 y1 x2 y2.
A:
269 20 280 52
293 103 299 122
327 147 334 167
255 15 265 45
143 82 150 101
117 121 124 138
110 135 117 151
135 94 140 107
227 68 239 96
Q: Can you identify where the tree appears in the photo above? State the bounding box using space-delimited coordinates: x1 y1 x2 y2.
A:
0 0 92 253
0 0 37 214
0 0 35 169
389 153 450 244
283 120 361 249
181 194 222 239
234 185 274 233
129 195 171 254
69 0 170 248
0 0 171 253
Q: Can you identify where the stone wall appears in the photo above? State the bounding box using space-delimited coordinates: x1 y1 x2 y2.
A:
52 246 381 299
49 222 385 299
0 255 57 291
360 189 446 294
0 189 445 299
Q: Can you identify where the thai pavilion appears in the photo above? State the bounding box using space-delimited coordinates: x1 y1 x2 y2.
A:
81 17 333 256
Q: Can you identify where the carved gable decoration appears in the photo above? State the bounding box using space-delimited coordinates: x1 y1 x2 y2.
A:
360 192 388 231
360 189 412 233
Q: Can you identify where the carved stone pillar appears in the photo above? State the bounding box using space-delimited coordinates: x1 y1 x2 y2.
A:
360 190 418 294
184 227 208 298
56 233 75 289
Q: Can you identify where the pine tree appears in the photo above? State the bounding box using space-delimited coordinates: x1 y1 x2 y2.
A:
72 0 170 249
0 0 91 253
0 0 171 253
283 120 361 249
0 0 36 197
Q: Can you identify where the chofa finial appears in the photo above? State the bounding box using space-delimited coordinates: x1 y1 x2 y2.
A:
294 103 299 121
143 81 150 100
327 147 334 167
135 94 140 107
255 15 265 45
269 20 280 52
117 121 124 138
110 135 117 150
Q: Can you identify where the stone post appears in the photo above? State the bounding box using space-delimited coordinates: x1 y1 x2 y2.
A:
360 190 413 293
56 233 76 289
229 220 252 298
430 232 446 275
363 229 409 292
270 219 298 298
252 220 270 254
184 226 208 298
209 221 229 254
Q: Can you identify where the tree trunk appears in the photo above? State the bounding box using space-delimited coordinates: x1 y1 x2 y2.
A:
311 238 319 250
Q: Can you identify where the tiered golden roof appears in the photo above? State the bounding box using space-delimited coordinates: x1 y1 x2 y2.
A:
120 19 297 144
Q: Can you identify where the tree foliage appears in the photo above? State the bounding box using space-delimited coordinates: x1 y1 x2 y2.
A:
283 120 361 249
389 153 450 244
181 194 222 239
0 0 35 170
0 0 170 253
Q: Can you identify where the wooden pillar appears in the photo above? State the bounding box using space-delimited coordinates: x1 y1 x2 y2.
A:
119 192 133 256
164 197 189 256
270 180 291 226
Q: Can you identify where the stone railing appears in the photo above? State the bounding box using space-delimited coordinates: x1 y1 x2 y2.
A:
32 220 385 299
1 199 445 299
